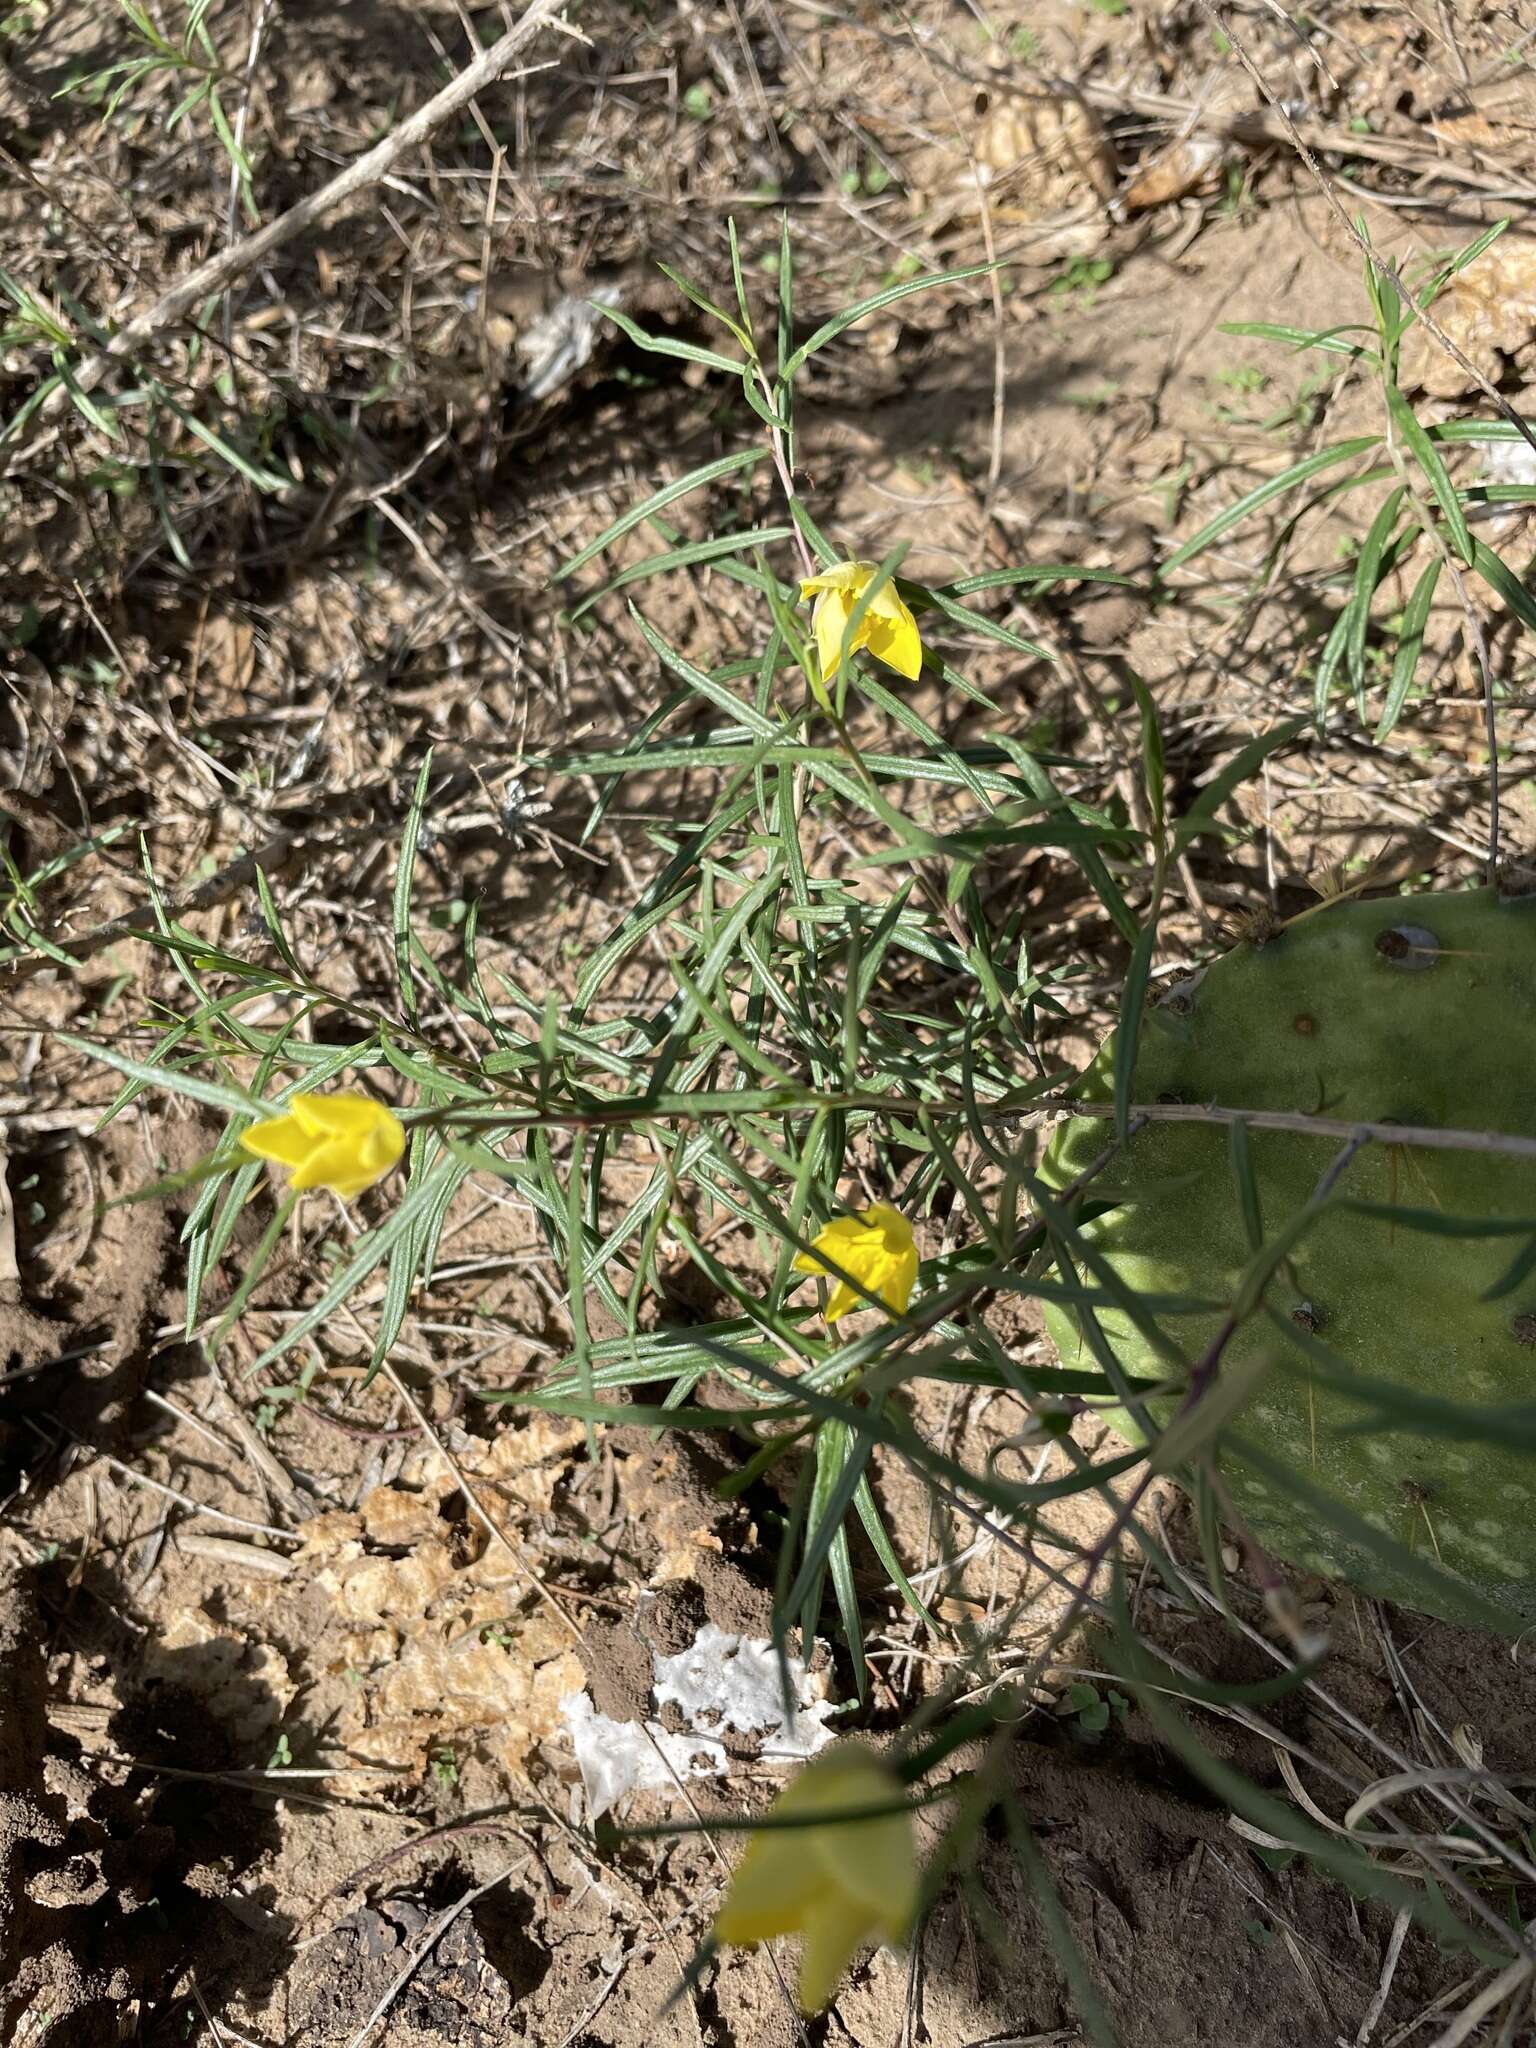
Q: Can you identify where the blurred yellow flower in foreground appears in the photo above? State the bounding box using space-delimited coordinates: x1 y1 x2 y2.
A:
240 1091 405 1201
714 1743 919 2013
794 1202 918 1324
799 560 923 684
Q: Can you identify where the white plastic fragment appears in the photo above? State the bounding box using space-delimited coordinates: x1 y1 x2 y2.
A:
563 1692 729 1820
653 1624 840 1756
561 1622 843 1820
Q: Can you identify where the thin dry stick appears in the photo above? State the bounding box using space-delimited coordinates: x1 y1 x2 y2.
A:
379 1359 582 1642
1428 1948 1536 2048
90 1447 300 1545
402 1090 1536 1172
341 1857 527 2048
3 0 579 462
1051 1096 1536 1165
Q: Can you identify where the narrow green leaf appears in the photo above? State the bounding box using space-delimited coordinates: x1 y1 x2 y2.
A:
1128 669 1165 833
1385 383 1473 565
565 527 794 622
64 1036 264 1119
853 1473 937 1629
1161 437 1381 575
157 388 290 490
629 605 778 737
727 218 755 346
1172 716 1306 852
1228 1118 1263 1252
1345 486 1407 689
1374 555 1442 741
653 260 754 351
554 446 768 581
780 262 997 382
246 1156 460 1375
1112 921 1157 1143
1471 538 1536 636
595 301 745 376
1218 319 1376 360
392 752 432 1022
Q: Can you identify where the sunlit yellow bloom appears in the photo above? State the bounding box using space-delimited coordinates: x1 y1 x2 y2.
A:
799 560 923 684
240 1091 405 1201
715 1743 919 2013
794 1202 918 1324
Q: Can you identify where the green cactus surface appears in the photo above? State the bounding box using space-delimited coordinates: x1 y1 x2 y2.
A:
1040 885 1536 1630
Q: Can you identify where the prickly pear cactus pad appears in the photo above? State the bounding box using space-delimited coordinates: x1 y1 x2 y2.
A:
1040 885 1536 1630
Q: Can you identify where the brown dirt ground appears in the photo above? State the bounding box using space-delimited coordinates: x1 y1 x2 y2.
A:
4 1 1536 2043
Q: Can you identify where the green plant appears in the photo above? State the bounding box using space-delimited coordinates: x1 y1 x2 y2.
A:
57 0 255 214
1050 256 1115 303
67 223 1163 1713
1062 1679 1127 1736
1041 883 1536 1628
1213 364 1268 396
1188 218 1536 740
37 216 1536 2031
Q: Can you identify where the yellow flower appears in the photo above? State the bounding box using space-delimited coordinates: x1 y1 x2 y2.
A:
240 1091 405 1201
799 560 923 685
794 1202 918 1324
714 1743 919 2013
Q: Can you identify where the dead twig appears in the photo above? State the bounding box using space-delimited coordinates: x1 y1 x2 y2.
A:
1 0 582 471
1046 1096 1536 1166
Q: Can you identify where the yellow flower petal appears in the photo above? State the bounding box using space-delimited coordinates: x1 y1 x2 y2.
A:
288 1136 358 1194
860 1202 911 1246
812 587 855 683
809 1759 918 1926
286 1095 329 1139
863 603 923 681
797 1204 917 1322
358 1117 401 1174
823 1276 862 1325
238 1091 404 1201
792 1214 867 1276
241 1114 315 1170
715 1745 919 2013
882 1242 919 1315
294 1092 388 1137
796 1890 877 2014
799 562 923 687
716 1844 830 1946
799 561 869 599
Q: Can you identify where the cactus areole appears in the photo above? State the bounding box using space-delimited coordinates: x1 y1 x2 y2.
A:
1040 886 1536 1630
